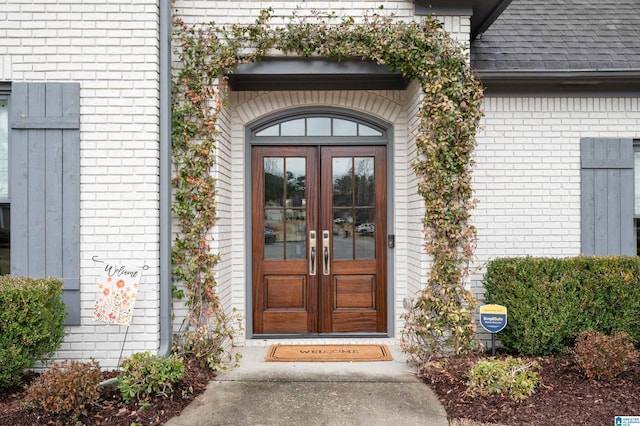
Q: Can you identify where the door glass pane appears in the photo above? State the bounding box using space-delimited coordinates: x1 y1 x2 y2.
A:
333 208 353 260
354 157 374 207
286 208 306 259
0 100 8 200
333 119 357 136
264 157 307 260
264 210 284 260
285 158 306 259
281 119 305 136
286 158 306 207
355 209 375 259
332 158 352 207
307 117 331 136
332 157 377 260
264 158 284 207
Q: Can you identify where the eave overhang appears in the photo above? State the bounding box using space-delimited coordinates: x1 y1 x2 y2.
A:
228 58 409 91
477 70 640 96
414 0 513 39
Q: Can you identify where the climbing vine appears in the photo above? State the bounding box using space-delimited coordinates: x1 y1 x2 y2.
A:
171 8 483 367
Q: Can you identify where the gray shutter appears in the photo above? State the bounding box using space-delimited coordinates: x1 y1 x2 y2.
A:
10 82 81 325
580 138 635 255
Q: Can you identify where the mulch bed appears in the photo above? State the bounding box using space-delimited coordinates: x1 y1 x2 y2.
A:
3 353 639 425
421 353 640 425
0 357 217 426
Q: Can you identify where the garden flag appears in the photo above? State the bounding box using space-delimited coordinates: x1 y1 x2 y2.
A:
94 262 142 326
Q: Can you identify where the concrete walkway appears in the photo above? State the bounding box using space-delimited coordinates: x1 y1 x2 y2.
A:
165 346 448 426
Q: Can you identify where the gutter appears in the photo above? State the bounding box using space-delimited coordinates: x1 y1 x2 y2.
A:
475 69 640 95
477 69 640 79
158 0 172 357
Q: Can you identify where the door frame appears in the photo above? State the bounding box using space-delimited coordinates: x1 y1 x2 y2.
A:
244 106 395 338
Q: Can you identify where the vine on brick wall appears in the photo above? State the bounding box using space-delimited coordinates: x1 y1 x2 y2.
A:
171 8 483 367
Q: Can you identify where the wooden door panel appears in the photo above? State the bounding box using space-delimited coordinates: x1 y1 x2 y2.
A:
333 275 375 309
332 312 377 332
265 275 307 309
261 312 309 334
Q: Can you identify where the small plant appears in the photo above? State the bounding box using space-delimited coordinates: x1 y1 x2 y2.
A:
573 330 638 381
24 359 102 418
0 276 66 389
118 351 185 403
466 357 541 402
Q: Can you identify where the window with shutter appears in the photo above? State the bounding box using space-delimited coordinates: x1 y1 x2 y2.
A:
9 82 81 325
580 138 635 256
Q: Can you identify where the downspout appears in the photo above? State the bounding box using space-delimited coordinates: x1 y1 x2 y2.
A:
158 0 172 356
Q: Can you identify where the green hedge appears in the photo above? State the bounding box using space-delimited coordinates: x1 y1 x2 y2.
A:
0 276 66 389
482 257 640 355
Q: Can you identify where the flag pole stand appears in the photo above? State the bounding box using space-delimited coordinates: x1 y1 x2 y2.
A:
117 326 130 369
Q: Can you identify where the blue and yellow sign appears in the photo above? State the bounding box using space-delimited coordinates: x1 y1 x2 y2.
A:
480 304 507 334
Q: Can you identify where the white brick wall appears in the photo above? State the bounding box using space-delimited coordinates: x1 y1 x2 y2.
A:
402 80 430 302
177 1 415 25
1 1 161 368
175 1 469 45
472 96 640 300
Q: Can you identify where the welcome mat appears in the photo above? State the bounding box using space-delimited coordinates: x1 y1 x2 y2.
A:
265 344 393 362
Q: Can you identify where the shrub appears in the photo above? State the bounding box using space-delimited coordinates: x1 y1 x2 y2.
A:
483 256 640 355
466 357 541 402
573 331 638 381
0 276 66 389
118 351 185 402
24 359 102 418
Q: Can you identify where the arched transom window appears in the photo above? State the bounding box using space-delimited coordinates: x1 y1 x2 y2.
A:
252 114 386 139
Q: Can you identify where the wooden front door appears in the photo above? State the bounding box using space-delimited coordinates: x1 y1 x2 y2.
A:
252 145 387 334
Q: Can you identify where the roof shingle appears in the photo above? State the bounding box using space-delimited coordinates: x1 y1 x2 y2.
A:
471 0 640 71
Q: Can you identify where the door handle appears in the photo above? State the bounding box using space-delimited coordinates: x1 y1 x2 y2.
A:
322 230 330 275
309 231 317 276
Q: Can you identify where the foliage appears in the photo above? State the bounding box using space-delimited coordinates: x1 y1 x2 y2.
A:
0 276 66 389
118 351 185 403
573 331 638 381
172 8 483 363
483 256 640 355
466 357 541 402
24 359 102 418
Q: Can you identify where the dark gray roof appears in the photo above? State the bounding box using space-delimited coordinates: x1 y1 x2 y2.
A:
471 0 640 72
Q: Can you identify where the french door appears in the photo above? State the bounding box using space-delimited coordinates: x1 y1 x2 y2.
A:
252 145 387 334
